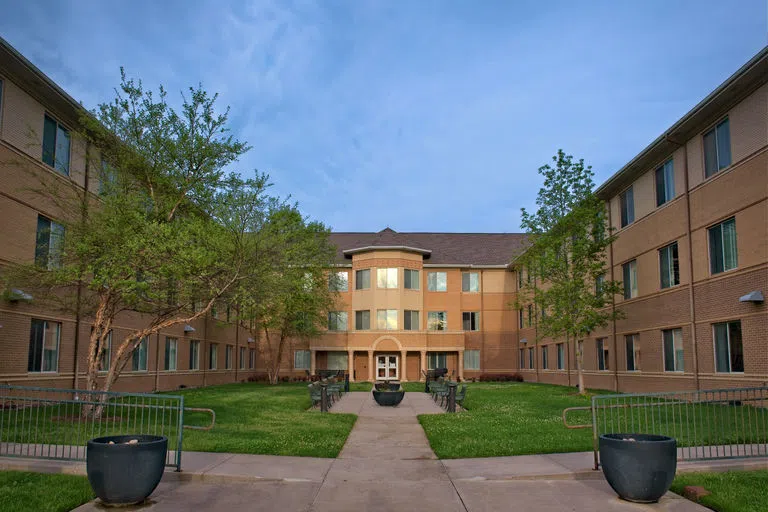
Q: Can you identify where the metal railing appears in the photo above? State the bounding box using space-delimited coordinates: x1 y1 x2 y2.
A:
564 386 768 470
0 385 185 470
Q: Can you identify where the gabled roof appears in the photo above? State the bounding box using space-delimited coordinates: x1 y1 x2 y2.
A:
329 228 528 267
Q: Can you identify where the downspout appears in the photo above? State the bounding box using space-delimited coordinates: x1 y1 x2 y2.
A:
153 332 161 391
202 311 208 387
667 134 700 390
480 269 485 374
608 201 619 392
72 141 91 392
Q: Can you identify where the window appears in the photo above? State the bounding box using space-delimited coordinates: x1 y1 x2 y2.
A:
709 218 737 274
132 337 148 371
625 334 640 371
596 338 609 371
462 272 480 292
657 242 679 289
164 337 177 371
209 343 218 370
622 260 638 299
464 350 480 370
704 118 731 177
28 319 60 372
527 304 533 327
655 159 675 206
404 269 419 290
377 268 398 288
376 309 397 330
35 216 65 269
428 352 447 370
714 321 743 373
355 310 370 330
328 311 348 331
462 312 480 331
404 310 420 331
189 340 200 370
427 272 447 292
517 268 524 289
97 330 112 372
519 348 525 369
225 346 233 369
427 311 447 331
42 114 70 175
518 308 524 329
294 350 310 370
619 186 634 227
249 349 255 369
595 274 605 295
556 343 565 370
327 352 348 370
329 271 348 292
99 157 117 196
663 328 684 372
542 346 548 369
528 347 534 369
355 269 370 290
240 347 246 369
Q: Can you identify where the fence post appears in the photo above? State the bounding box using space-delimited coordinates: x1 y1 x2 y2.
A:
344 373 350 393
176 395 184 472
447 382 457 413
320 382 329 413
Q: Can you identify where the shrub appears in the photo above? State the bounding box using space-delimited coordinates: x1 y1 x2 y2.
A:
478 373 524 382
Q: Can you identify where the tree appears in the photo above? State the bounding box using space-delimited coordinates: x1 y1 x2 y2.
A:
516 150 622 394
3 71 255 413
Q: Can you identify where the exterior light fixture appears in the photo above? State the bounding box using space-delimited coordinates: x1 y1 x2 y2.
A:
183 324 196 333
739 291 764 304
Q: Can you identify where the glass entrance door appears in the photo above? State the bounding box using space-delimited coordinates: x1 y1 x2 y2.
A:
376 354 399 380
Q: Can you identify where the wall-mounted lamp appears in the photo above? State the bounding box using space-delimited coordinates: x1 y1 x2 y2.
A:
739 291 764 304
183 324 196 333
5 289 33 302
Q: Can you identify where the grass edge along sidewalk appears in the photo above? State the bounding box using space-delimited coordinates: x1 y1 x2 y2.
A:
0 470 93 512
671 469 768 512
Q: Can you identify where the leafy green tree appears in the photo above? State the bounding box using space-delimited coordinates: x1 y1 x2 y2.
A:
516 150 622 394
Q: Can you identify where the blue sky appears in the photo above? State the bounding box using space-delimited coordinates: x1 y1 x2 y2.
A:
2 1 766 232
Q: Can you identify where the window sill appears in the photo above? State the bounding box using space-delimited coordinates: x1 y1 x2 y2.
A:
27 371 59 375
711 266 738 277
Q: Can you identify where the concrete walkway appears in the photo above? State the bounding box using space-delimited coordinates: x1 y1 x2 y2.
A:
4 392 757 511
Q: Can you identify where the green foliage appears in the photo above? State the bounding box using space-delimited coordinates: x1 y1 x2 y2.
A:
671 470 768 512
0 471 93 512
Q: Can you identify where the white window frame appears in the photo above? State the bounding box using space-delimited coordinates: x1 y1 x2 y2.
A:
164 337 178 371
427 311 447 331
376 309 397 330
703 117 731 178
98 330 112 373
662 328 684 372
355 310 370 330
35 215 65 270
209 343 218 370
404 269 420 290
132 337 148 372
240 346 246 370
376 268 398 289
625 334 640 371
189 340 200 370
427 352 447 370
42 113 71 175
596 338 609 371
541 346 548 370
329 271 348 292
622 259 638 299
708 217 737 275
619 186 634 228
462 311 480 331
225 345 233 369
461 272 480 293
404 310 420 331
655 158 675 207
659 242 680 289
556 343 565 370
28 319 61 373
249 348 255 369
427 271 447 292
713 321 743 373
464 350 480 370
328 311 348 331
355 269 371 290
294 350 310 370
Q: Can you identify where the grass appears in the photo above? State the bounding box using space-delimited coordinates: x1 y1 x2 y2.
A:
418 382 598 458
671 470 768 512
0 471 93 512
180 382 356 457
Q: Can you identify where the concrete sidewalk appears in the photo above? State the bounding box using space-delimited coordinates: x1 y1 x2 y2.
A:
2 392 761 511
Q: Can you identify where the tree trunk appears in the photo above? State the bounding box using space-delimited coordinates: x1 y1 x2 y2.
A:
576 340 585 395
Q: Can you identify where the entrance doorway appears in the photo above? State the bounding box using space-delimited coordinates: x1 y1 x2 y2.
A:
376 354 399 380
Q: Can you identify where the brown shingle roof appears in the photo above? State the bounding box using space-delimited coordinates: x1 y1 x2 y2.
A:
329 228 528 266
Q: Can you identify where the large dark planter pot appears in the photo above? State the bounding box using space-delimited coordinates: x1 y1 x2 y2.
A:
372 390 405 406
87 434 167 506
374 382 401 392
599 433 676 503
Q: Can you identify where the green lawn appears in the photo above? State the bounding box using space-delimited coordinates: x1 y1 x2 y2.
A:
419 382 598 458
671 470 768 512
0 471 93 512
180 382 356 457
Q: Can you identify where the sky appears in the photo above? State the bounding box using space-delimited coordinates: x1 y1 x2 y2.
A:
1 1 766 233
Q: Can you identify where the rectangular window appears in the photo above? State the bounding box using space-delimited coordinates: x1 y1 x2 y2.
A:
376 268 398 288
595 274 605 295
655 159 675 206
249 349 255 369
596 338 609 371
240 347 246 369
619 186 634 227
294 350 310 370
709 218 737 274
329 271 348 292
164 337 177 371
714 321 744 373
556 343 565 370
355 269 370 290
519 348 525 369
209 343 218 370
427 311 447 331
35 215 65 269
97 330 112 372
464 350 480 370
517 268 524 289
404 310 420 331
355 310 370 330
427 271 447 292
132 337 148 372
527 304 533 327
462 272 480 292
518 308 524 329
542 346 548 370
28 319 60 372
328 311 348 331
225 346 233 369
625 334 640 371
663 328 684 372
427 352 447 370
462 312 480 331
404 269 420 290
528 347 534 369
376 309 397 330
704 118 731 177
189 340 200 370
659 242 680 289
99 157 117 196
327 352 348 371
42 114 70 175
622 260 638 299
